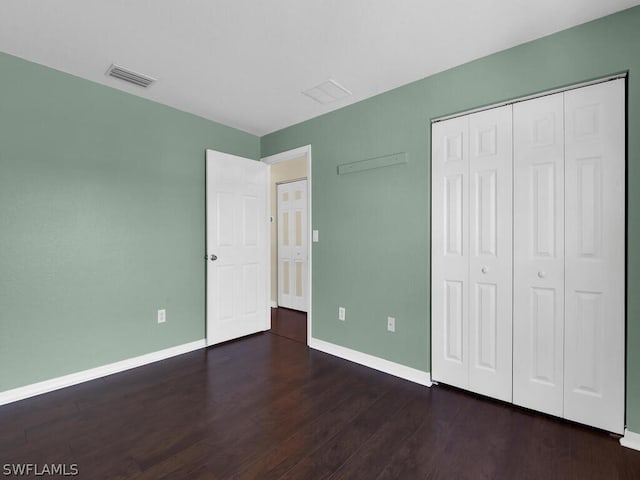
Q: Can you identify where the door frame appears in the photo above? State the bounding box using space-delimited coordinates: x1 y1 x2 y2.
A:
262 145 313 345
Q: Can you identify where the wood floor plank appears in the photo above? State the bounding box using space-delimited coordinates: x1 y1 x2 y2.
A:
230 373 393 480
327 384 432 480
373 384 471 480
276 378 413 480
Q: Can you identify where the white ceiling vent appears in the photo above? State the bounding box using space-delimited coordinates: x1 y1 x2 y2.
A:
302 79 352 104
106 64 156 88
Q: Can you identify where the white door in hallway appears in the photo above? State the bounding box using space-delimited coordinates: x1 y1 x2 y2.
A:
206 149 269 346
277 179 308 312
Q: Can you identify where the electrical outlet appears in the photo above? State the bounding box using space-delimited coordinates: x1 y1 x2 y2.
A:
338 307 346 321
157 309 166 324
387 316 395 332
313 230 319 242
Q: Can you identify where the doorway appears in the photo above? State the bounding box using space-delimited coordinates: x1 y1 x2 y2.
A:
262 145 312 344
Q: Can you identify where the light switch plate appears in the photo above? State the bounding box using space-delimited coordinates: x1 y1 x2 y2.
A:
387 316 395 332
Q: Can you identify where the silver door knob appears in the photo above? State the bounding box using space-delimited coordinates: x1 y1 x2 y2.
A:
481 266 489 274
537 271 546 278
210 254 218 261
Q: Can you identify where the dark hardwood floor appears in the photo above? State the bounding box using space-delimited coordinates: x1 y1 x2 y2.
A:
270 307 307 344
1 332 639 479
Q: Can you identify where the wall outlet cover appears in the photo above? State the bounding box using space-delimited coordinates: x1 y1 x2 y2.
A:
387 316 395 332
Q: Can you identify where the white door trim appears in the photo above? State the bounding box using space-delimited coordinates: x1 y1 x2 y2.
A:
262 145 311 165
262 145 312 345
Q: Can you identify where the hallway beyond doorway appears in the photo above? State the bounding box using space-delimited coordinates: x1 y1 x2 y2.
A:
270 307 306 344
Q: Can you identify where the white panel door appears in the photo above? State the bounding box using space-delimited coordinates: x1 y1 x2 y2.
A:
431 115 470 390
206 150 269 346
564 79 625 434
277 180 308 312
513 93 565 416
467 105 513 402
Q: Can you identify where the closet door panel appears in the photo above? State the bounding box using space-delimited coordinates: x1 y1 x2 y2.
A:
564 79 625 434
431 116 470 389
468 105 513 402
513 93 565 417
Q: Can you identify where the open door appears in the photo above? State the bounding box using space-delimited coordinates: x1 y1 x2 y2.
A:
206 149 269 346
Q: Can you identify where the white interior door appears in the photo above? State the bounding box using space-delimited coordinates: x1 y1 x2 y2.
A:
467 105 513 402
277 180 308 312
513 92 565 417
563 79 625 434
206 149 269 346
431 115 470 390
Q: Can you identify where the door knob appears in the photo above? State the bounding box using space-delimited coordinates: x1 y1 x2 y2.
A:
537 271 546 278
210 254 218 261
481 266 489 274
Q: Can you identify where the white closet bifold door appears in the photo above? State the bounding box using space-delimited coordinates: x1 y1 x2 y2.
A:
563 80 625 434
431 106 513 402
431 78 625 433
467 106 513 402
431 115 470 390
513 92 565 416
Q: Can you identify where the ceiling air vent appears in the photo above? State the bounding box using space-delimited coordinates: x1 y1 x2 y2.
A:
302 79 352 104
106 63 156 88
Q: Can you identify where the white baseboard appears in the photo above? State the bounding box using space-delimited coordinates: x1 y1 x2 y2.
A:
0 339 206 406
309 337 432 387
620 429 640 451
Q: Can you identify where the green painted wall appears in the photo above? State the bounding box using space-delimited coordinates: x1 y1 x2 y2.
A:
0 52 259 391
261 7 640 432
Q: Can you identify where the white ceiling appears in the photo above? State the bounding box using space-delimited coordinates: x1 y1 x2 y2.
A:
1 0 638 136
